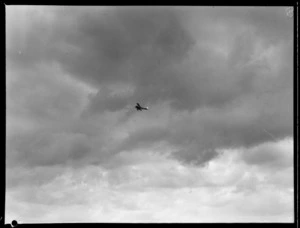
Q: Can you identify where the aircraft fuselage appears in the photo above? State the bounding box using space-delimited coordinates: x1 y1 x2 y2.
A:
135 103 148 111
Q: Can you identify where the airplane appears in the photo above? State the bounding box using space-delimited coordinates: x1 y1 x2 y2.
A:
135 103 149 111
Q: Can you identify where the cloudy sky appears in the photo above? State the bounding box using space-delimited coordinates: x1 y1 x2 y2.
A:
6 6 294 223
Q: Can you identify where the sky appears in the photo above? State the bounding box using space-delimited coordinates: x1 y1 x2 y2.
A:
5 6 294 223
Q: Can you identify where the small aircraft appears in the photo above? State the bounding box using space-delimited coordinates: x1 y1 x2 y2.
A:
135 103 149 111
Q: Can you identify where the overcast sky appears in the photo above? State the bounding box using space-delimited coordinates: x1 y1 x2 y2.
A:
6 6 294 223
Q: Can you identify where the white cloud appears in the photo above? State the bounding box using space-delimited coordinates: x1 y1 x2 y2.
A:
6 138 293 223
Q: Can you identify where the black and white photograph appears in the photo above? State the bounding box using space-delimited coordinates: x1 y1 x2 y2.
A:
5 6 294 223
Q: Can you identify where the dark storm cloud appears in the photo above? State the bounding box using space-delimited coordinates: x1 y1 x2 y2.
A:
6 64 86 123
115 126 169 152
6 129 91 167
171 147 218 166
64 6 292 114
6 7 293 112
242 139 293 169
213 7 293 43
8 6 256 113
6 6 293 167
114 82 292 166
86 87 132 113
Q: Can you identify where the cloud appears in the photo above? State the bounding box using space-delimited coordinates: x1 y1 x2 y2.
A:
7 130 92 167
5 140 293 223
6 8 293 165
6 6 294 222
112 89 292 165
242 137 293 169
8 6 292 115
